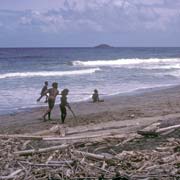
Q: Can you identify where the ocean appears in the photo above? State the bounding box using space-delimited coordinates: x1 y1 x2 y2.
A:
0 47 180 115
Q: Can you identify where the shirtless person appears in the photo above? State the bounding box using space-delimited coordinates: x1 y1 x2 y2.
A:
37 81 48 103
43 82 59 121
92 89 104 103
59 89 70 124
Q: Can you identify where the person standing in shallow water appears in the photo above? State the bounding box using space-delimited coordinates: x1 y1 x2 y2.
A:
60 89 70 124
43 82 59 121
37 81 48 103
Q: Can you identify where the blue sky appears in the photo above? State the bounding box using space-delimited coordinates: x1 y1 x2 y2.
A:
0 0 180 47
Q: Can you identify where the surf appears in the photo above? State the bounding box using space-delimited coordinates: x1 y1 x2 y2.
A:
0 68 101 79
72 58 180 68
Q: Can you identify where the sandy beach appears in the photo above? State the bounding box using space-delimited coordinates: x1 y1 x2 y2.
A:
0 85 180 134
0 84 180 180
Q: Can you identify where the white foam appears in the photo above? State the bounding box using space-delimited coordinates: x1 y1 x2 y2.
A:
72 58 180 69
0 68 100 79
167 70 180 77
139 64 180 70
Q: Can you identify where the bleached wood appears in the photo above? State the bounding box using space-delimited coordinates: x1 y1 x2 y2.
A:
0 169 23 179
72 150 113 161
14 144 69 156
157 124 180 133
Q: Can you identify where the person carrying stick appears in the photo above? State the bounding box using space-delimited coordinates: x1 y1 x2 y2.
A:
59 88 71 124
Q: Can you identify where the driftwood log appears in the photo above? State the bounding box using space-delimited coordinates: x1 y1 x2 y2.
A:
138 123 180 137
72 150 113 161
14 144 69 156
0 134 43 140
0 169 23 179
157 124 180 133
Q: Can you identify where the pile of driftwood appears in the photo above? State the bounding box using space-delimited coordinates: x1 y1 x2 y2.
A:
0 124 179 180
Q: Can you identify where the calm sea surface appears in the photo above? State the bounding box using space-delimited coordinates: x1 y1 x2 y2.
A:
0 47 180 115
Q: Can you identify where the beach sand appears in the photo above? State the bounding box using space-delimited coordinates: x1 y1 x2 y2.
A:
0 85 180 135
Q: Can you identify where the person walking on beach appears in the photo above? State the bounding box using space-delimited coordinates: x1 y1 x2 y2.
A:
92 89 104 103
37 81 48 103
43 82 59 121
60 89 71 124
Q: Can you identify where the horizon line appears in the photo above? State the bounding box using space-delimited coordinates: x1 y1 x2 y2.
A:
0 46 180 48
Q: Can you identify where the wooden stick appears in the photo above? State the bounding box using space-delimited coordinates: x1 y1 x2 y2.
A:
0 134 43 140
60 93 106 95
48 160 74 164
14 144 69 156
34 122 134 136
138 123 180 137
67 124 133 136
72 150 113 161
20 161 70 167
161 129 175 136
82 161 112 174
68 106 77 120
0 169 23 179
43 132 115 141
157 124 180 133
45 150 58 164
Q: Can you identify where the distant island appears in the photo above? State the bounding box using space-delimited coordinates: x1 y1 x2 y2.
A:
94 44 113 48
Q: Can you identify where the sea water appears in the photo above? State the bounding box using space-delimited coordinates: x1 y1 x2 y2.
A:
0 47 180 115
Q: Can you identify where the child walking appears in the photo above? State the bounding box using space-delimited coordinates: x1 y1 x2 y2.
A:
37 81 48 103
59 89 70 124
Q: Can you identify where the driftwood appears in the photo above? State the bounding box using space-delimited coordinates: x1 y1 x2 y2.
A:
157 124 180 133
137 130 159 136
33 125 64 135
43 132 116 141
0 133 179 179
0 134 43 140
33 122 138 136
45 150 58 164
81 160 113 174
72 150 113 161
20 161 73 167
137 122 160 136
161 153 178 163
137 123 180 137
161 129 175 136
0 169 23 179
0 119 179 179
141 122 161 131
66 124 132 135
14 144 69 156
48 160 74 164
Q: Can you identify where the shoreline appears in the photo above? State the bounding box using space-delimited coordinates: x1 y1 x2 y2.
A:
0 84 180 134
1 83 177 116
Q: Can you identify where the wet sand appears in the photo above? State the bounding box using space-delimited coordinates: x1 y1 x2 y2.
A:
1 85 180 134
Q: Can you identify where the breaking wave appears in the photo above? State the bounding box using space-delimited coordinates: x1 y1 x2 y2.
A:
72 58 180 69
0 68 100 79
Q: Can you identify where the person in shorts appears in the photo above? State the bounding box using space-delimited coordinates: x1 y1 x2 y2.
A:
43 82 59 121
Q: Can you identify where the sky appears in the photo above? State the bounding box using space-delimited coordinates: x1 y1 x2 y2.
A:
0 0 180 47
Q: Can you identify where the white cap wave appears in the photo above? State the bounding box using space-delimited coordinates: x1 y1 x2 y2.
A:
73 58 180 69
0 68 100 79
